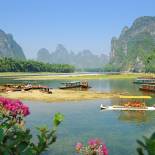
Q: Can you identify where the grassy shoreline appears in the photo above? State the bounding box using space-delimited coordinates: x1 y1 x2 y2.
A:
10 73 155 80
0 89 126 103
0 72 154 80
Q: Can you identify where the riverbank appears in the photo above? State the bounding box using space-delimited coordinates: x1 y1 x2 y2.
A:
0 72 154 80
14 73 155 80
0 89 127 102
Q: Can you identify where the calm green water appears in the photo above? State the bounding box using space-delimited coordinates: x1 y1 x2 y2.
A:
1 77 155 155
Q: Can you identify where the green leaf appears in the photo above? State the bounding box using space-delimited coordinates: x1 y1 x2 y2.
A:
151 133 155 140
0 128 4 142
136 140 146 148
18 142 28 152
3 149 11 155
136 147 144 155
20 147 36 155
53 113 64 127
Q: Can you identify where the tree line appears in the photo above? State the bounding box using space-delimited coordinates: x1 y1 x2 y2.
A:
0 57 75 72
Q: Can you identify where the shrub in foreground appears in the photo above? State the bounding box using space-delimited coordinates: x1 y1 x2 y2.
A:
0 97 64 155
137 132 155 155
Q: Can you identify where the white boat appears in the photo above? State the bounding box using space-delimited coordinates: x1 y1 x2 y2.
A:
100 104 155 111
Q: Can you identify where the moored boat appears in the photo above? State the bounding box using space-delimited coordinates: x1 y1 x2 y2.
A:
133 76 155 84
59 81 91 89
139 84 155 92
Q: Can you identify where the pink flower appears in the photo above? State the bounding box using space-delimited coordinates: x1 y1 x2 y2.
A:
88 138 102 149
0 97 30 117
88 139 96 149
98 147 104 155
75 138 108 155
75 142 83 152
21 105 30 116
101 144 108 155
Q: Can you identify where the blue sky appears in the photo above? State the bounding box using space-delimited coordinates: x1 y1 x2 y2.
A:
0 0 155 58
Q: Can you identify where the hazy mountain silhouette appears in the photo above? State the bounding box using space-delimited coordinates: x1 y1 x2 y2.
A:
37 44 108 70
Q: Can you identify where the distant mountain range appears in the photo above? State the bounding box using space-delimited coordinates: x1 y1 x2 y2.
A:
37 44 108 70
4 15 155 73
0 29 25 60
0 29 108 70
109 16 155 72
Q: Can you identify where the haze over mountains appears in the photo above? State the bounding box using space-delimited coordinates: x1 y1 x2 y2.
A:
109 16 155 72
0 29 25 60
1 16 155 72
37 44 108 70
0 29 108 70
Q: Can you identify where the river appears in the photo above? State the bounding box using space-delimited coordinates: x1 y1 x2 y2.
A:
1 77 155 155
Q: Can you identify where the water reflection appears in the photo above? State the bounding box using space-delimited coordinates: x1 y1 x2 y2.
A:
140 90 155 98
118 111 150 123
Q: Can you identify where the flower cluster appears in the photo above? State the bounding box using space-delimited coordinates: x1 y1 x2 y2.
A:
0 97 30 117
75 138 108 155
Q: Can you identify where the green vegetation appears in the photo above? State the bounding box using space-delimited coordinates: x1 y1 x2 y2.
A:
77 68 104 72
0 71 151 80
137 132 155 155
144 50 155 73
12 73 147 81
109 16 155 72
105 48 155 73
0 57 75 73
103 64 121 72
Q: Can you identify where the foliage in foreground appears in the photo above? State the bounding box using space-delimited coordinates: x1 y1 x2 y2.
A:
0 57 75 72
137 132 155 155
75 138 108 155
0 97 64 155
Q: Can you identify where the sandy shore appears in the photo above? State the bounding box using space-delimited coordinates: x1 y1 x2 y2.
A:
0 89 127 102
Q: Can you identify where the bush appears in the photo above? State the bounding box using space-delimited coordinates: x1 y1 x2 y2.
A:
0 97 64 155
137 132 155 155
